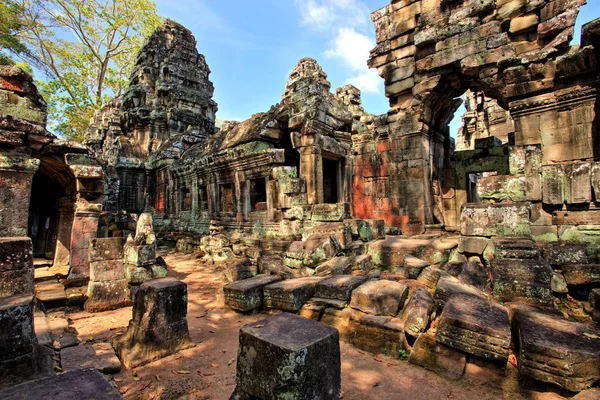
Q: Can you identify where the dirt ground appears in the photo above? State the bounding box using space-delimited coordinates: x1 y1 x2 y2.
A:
62 251 580 400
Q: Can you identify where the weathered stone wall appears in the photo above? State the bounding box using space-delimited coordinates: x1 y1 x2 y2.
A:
357 0 597 234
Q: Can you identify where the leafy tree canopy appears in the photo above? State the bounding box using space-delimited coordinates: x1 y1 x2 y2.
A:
7 0 162 140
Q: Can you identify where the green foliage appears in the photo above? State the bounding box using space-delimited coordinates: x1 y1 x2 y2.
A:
398 349 408 360
0 1 31 65
288 170 298 179
12 0 162 140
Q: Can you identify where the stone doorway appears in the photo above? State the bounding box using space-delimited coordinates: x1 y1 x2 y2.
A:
323 157 342 204
27 158 76 265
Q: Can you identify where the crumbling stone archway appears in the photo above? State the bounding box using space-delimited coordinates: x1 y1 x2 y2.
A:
366 0 594 233
28 156 76 266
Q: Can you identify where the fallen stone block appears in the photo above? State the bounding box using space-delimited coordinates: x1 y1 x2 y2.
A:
491 259 553 306
225 257 257 282
408 333 467 381
302 222 352 250
457 261 491 291
314 275 367 302
492 236 540 259
512 306 600 392
417 267 447 289
367 237 432 268
125 263 168 284
115 277 193 368
60 342 121 374
349 279 409 316
0 295 36 363
434 275 486 306
460 203 531 237
0 368 123 400
314 257 353 276
306 297 347 309
124 243 156 267
84 280 131 313
352 254 373 274
320 307 363 339
458 236 489 255
352 315 404 357
437 293 511 362
562 264 600 285
404 255 429 279
224 274 283 312
299 304 325 320
302 234 340 268
263 276 325 311
234 313 340 400
399 286 434 337
542 242 588 267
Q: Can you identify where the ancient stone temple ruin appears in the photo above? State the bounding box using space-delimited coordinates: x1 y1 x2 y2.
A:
1 1 600 398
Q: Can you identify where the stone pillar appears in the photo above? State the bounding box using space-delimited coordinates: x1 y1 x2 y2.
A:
0 156 39 237
114 277 192 368
65 154 104 287
299 145 321 204
85 237 130 312
53 198 74 268
231 312 341 400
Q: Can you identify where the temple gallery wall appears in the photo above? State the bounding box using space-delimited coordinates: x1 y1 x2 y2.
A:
1 0 600 397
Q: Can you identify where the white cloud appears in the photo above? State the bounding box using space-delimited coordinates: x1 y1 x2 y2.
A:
296 0 370 32
295 1 381 94
325 27 381 94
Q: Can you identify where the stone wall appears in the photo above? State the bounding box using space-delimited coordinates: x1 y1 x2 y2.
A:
357 0 597 234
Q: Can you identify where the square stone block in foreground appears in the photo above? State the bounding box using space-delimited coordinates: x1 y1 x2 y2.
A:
115 277 193 368
234 312 340 400
437 293 510 362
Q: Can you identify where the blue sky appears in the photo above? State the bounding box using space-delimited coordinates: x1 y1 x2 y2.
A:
156 0 599 134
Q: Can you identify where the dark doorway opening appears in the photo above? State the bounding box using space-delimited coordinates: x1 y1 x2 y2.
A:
220 183 234 212
250 178 267 211
275 132 301 171
28 160 74 260
323 158 340 204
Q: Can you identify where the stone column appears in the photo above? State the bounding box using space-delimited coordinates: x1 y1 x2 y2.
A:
53 198 74 268
65 154 104 287
0 155 39 237
299 145 322 205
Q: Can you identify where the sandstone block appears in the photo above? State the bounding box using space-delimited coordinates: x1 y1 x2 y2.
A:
352 254 373 273
0 295 36 362
303 222 352 250
314 257 353 276
0 237 33 272
417 267 446 290
85 280 130 313
352 315 404 357
492 236 540 259
542 242 588 267
434 275 486 306
115 277 192 368
88 238 125 262
124 244 156 267
491 259 553 306
125 264 167 284
408 333 466 381
89 260 126 282
349 279 409 316
223 274 283 312
314 275 367 302
460 203 531 237
0 368 123 400
60 343 121 374
235 313 340 400
551 272 569 294
458 236 489 255
263 277 325 311
562 264 600 285
399 286 434 337
0 268 33 297
437 293 510 362
225 257 257 282
513 306 600 392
